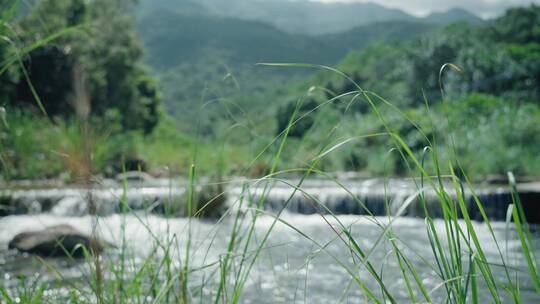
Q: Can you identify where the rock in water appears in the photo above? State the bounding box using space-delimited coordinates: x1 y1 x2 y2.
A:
8 224 109 258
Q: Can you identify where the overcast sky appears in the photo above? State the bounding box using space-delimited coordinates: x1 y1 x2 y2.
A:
314 0 540 18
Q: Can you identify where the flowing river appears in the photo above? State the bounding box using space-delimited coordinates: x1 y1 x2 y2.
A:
1 176 539 302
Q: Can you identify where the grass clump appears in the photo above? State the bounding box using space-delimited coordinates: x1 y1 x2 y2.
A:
1 64 540 304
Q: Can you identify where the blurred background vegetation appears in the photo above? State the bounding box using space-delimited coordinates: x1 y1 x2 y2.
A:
1 0 539 181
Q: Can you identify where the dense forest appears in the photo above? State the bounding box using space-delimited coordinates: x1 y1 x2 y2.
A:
0 0 539 181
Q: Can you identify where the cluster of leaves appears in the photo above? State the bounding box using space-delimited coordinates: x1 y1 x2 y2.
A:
0 0 161 134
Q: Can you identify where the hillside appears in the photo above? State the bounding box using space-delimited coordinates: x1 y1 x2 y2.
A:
136 10 440 129
136 9 336 126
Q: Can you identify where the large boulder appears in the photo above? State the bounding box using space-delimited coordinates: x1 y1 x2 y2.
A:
8 224 110 258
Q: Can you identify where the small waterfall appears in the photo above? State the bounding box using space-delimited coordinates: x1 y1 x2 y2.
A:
1 178 538 222
231 178 540 222
0 187 186 216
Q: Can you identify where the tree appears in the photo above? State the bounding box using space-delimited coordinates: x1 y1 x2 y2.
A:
445 5 540 101
2 0 160 134
489 5 540 44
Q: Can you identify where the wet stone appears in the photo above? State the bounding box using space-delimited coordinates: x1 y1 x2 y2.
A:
8 224 111 258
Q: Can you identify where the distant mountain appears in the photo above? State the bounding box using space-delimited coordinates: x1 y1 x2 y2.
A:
422 8 483 25
137 10 333 71
320 20 438 52
135 9 436 126
135 0 205 17
196 0 415 35
138 10 434 71
134 1 483 130
137 0 482 35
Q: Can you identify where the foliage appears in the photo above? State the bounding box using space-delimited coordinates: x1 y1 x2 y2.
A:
0 0 160 134
255 5 540 178
2 3 540 180
0 108 91 179
313 5 540 107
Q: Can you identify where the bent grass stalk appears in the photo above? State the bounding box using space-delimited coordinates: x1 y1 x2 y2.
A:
253 62 537 303
3 56 540 304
